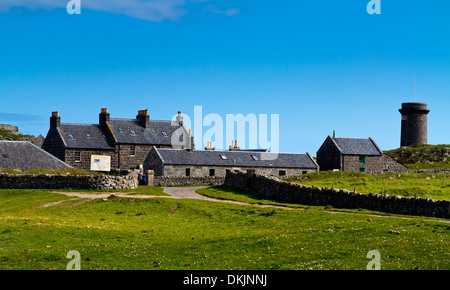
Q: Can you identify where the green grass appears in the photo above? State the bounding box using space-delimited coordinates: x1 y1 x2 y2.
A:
0 188 448 270
0 168 103 176
51 186 169 196
385 144 450 170
0 130 30 141
285 171 450 201
197 186 307 209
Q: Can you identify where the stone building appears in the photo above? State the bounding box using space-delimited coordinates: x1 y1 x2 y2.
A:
0 141 72 171
42 108 193 171
316 136 407 174
144 147 319 178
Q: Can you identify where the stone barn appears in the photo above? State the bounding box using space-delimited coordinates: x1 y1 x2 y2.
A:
144 147 319 178
316 136 407 174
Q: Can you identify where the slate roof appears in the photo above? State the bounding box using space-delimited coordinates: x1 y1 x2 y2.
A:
0 141 72 171
59 124 114 150
331 136 382 156
154 148 319 169
108 119 186 146
56 119 187 149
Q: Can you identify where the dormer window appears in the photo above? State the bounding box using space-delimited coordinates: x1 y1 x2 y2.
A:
130 129 137 136
162 131 168 137
118 128 124 133
68 134 74 140
151 129 156 133
251 155 259 161
220 155 228 160
86 134 91 138
2 154 9 159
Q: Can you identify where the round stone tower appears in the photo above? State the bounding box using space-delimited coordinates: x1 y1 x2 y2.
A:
399 102 430 147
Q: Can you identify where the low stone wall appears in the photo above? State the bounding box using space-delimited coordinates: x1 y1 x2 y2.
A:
0 173 138 190
407 168 450 174
224 171 450 219
153 176 225 187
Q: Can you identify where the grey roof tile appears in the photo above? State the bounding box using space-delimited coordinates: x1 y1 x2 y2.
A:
59 124 114 150
108 119 186 146
0 141 72 171
332 137 382 156
155 148 318 169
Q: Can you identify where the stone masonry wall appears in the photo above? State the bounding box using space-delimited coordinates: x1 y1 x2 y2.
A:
0 173 138 190
153 176 225 187
224 171 450 219
343 154 408 174
161 165 315 179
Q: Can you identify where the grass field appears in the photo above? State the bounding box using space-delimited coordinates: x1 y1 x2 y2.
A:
285 171 450 200
0 187 448 270
385 144 450 170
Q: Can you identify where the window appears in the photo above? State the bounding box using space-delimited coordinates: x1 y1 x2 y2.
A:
220 155 228 160
130 146 136 156
359 168 366 173
279 170 286 177
86 134 91 138
2 154 9 159
185 168 191 177
302 171 308 175
251 155 259 161
209 169 215 177
130 129 137 136
359 156 366 165
151 129 156 133
162 131 168 137
118 128 124 133
68 134 74 140
75 152 81 162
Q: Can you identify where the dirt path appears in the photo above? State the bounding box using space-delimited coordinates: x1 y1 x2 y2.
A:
43 187 450 224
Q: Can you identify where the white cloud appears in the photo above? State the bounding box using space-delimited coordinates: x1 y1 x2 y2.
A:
0 0 189 22
0 0 241 21
205 5 240 17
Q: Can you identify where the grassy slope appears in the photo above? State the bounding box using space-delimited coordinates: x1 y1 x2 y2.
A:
285 171 450 200
0 188 448 270
385 144 450 170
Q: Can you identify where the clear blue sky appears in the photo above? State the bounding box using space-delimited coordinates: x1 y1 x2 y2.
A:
1 0 449 155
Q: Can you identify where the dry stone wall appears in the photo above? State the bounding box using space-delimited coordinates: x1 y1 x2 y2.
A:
0 173 138 190
224 171 450 219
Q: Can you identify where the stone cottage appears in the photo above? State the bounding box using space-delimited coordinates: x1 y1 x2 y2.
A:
316 135 407 174
144 147 319 178
42 108 193 171
0 141 72 171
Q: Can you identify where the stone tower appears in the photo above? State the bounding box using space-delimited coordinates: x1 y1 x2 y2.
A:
399 102 430 147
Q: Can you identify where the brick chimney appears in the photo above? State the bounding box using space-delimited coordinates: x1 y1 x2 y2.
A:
99 107 110 125
50 111 60 129
176 111 183 127
137 109 150 127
